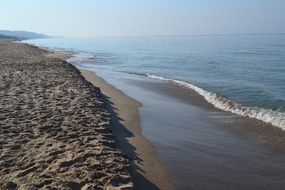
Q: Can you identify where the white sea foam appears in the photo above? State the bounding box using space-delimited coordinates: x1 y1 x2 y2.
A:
147 74 285 130
68 53 95 65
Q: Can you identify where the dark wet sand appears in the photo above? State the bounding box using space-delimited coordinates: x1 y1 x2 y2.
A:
129 78 285 190
0 41 133 189
78 70 174 190
139 80 285 153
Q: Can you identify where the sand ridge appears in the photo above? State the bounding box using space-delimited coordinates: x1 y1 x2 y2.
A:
0 41 133 189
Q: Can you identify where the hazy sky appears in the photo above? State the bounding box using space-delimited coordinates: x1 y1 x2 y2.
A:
0 0 284 37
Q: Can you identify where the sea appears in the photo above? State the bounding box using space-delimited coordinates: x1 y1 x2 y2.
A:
25 34 285 190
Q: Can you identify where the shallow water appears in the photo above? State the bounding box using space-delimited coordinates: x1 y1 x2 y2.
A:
83 70 285 190
25 35 285 189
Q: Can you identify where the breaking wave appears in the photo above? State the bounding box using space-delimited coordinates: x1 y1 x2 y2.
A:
68 53 95 65
146 74 285 130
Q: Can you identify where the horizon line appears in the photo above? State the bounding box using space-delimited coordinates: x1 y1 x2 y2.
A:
59 32 285 38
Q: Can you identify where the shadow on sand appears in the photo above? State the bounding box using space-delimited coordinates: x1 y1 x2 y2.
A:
103 94 160 190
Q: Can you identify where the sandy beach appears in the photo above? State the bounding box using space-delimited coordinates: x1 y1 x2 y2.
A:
0 41 133 189
1 1 284 189
0 40 173 190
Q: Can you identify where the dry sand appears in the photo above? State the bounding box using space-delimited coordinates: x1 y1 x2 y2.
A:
0 41 133 189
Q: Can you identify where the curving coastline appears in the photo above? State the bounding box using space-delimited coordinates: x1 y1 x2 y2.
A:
21 35 285 189
43 44 174 189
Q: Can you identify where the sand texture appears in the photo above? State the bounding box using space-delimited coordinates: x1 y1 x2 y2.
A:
0 41 133 190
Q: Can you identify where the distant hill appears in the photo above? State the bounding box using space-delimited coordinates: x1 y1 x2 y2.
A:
0 30 50 40
0 34 17 40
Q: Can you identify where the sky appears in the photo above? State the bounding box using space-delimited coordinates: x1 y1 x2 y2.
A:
0 0 284 37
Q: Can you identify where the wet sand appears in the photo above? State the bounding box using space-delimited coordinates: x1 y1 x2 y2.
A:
127 78 285 190
0 41 133 189
138 79 285 153
78 70 173 190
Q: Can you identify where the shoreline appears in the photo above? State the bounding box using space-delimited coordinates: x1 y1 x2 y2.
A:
48 47 174 189
79 70 173 190
132 77 285 154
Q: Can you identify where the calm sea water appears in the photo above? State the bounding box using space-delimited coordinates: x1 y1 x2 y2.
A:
26 34 285 129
